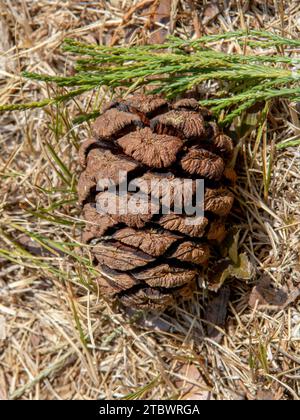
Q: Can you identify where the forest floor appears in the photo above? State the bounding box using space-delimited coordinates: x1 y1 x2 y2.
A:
0 0 300 400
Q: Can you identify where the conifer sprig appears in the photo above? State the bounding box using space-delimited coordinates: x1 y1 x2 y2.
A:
1 30 300 125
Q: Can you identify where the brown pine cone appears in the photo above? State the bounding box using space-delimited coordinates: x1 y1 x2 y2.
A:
78 95 235 310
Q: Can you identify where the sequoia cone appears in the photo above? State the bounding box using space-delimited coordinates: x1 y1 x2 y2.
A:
78 95 235 310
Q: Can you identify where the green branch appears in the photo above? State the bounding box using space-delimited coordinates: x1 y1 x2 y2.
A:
1 30 300 125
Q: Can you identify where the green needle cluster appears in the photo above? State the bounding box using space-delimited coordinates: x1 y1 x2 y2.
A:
2 30 300 125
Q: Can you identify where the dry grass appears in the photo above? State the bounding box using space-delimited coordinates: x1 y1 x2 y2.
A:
0 0 300 400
